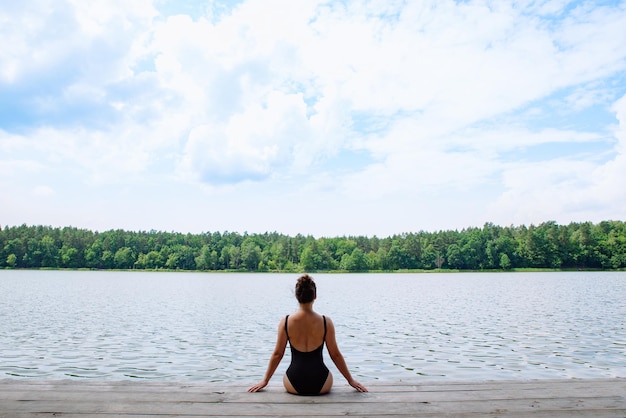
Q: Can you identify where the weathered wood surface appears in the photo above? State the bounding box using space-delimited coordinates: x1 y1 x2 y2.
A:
1 378 625 417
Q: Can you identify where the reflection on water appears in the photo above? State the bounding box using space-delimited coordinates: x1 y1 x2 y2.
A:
1 270 625 382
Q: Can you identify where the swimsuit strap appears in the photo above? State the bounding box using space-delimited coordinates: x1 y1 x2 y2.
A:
323 315 327 341
285 315 290 342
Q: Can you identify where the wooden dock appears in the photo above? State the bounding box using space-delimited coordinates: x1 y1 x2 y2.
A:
1 378 625 417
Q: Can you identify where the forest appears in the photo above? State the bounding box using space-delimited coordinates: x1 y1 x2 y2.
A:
1 221 625 272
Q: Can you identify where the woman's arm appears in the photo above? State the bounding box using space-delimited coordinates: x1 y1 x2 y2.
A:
248 317 288 392
325 316 368 392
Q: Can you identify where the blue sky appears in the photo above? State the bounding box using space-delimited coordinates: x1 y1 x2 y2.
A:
1 0 625 237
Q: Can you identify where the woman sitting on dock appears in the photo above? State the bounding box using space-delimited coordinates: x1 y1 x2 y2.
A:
248 274 368 395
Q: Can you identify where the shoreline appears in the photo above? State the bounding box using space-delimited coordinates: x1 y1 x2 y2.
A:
2 267 623 273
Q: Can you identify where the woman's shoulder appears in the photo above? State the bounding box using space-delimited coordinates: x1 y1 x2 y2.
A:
278 315 289 327
285 311 330 322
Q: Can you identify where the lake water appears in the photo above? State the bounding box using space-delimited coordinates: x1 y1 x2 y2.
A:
1 270 625 384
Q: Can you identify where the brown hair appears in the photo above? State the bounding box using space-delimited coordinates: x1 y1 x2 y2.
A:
295 274 316 303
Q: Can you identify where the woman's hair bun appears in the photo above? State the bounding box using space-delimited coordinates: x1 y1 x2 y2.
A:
295 274 316 303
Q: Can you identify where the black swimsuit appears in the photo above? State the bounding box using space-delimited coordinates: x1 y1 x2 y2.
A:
285 315 330 395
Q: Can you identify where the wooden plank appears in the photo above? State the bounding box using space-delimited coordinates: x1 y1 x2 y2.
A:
2 379 625 403
2 378 623 392
0 379 624 417
1 384 626 404
1 397 625 417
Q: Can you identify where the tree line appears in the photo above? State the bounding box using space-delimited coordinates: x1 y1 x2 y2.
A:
1 221 625 272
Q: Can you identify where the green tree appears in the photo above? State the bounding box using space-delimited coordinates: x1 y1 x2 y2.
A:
40 235 58 267
135 251 163 269
3 238 25 268
2 220 626 272
376 247 389 270
165 252 180 269
446 244 462 269
499 253 511 270
135 253 148 269
349 248 368 271
460 228 484 269
267 242 285 271
85 242 103 269
387 241 408 270
6 253 17 268
403 234 422 269
145 251 163 269
165 245 195 270
101 250 115 269
366 250 380 270
60 245 80 268
241 238 261 271
494 235 516 267
114 247 135 269
228 245 241 269
195 245 212 270
300 245 319 271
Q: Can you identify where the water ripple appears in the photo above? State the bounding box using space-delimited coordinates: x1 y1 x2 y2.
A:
1 271 625 383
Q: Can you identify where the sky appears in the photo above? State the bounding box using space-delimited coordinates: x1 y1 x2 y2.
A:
1 0 626 238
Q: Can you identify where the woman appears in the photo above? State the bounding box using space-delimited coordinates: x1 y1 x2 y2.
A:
248 274 368 395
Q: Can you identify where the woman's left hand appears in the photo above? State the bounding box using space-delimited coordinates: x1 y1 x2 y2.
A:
248 380 268 392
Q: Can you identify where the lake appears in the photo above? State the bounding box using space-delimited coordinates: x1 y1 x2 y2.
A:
1 270 625 383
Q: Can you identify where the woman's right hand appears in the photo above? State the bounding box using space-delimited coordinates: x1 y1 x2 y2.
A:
349 379 368 392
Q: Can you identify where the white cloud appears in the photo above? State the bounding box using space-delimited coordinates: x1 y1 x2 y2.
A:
564 83 614 111
0 158 46 178
178 90 312 183
32 185 55 197
1 0 626 235
589 94 626 205
0 1 155 85
489 93 626 226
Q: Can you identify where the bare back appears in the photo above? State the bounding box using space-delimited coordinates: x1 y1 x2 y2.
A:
285 311 326 352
